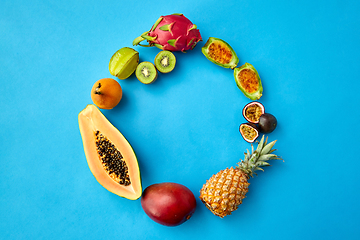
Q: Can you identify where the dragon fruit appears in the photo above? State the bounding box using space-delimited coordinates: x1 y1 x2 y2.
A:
133 13 202 52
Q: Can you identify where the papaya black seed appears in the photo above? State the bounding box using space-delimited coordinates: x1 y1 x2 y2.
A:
94 131 130 186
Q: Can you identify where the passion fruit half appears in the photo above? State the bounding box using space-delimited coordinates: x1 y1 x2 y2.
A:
242 101 265 124
239 123 259 143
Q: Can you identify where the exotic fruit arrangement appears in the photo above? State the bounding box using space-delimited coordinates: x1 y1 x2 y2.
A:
133 13 202 52
78 11 283 227
199 135 282 218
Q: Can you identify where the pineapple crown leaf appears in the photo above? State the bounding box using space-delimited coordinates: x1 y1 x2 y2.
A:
256 135 266 151
244 149 251 160
255 167 265 172
261 140 277 155
237 135 282 178
258 154 279 161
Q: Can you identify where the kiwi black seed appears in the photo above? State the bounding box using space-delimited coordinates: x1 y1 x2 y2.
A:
154 51 176 73
135 61 158 84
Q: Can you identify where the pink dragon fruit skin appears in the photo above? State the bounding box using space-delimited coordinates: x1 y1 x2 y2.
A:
133 14 202 52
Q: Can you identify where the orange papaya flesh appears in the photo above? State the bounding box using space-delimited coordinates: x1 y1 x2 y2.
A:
78 104 142 200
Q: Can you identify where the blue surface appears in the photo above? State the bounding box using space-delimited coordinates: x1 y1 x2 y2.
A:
1 0 360 239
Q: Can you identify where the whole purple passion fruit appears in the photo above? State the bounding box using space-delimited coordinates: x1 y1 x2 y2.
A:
258 113 277 133
242 101 265 124
239 123 259 143
141 182 196 227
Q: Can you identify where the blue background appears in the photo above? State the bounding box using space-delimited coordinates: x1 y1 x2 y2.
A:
1 0 360 239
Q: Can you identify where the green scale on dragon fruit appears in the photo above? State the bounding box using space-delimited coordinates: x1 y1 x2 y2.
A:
133 13 202 52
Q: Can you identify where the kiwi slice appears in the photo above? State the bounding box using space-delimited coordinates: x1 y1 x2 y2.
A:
154 51 176 73
135 62 158 84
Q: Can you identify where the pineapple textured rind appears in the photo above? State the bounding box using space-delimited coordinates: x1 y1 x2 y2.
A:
200 135 282 218
199 167 249 218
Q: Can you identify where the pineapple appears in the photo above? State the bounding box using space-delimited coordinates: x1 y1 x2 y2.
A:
199 135 282 218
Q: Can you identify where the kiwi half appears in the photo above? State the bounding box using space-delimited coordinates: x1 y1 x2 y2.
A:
154 51 176 73
135 62 158 84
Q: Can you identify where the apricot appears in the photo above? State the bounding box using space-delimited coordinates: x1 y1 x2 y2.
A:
91 78 122 109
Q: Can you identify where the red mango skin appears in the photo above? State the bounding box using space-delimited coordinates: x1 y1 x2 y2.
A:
141 182 196 226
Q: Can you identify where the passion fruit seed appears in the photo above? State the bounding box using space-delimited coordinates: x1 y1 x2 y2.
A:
239 123 259 143
243 102 265 124
245 105 262 122
95 130 131 186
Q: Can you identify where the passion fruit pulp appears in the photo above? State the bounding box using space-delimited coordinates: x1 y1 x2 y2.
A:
239 123 259 143
243 102 265 124
258 113 277 133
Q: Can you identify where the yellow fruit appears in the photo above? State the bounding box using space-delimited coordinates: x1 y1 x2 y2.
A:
199 167 249 218
200 136 282 218
109 47 139 80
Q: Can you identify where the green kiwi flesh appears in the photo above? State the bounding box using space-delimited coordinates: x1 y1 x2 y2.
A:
154 51 176 73
135 62 158 84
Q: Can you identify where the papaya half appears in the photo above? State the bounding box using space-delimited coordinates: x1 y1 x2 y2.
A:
78 104 142 200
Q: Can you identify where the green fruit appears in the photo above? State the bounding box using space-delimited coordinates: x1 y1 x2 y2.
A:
135 62 158 84
201 37 239 69
258 113 277 133
109 47 139 80
234 63 263 100
154 51 176 73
